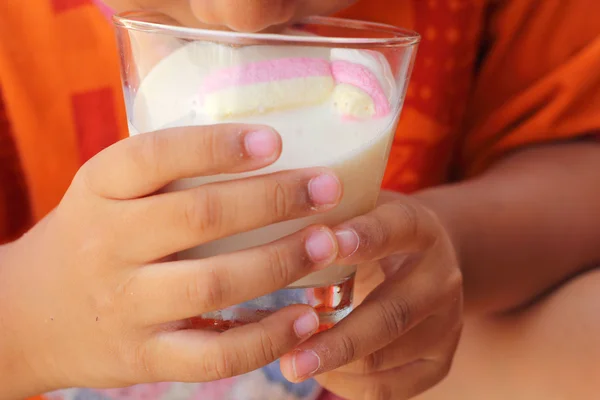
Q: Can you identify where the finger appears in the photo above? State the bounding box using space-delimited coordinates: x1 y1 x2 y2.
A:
81 124 281 199
120 167 342 261
279 252 461 381
127 226 338 324
333 200 439 263
139 305 320 383
336 307 462 375
316 359 452 400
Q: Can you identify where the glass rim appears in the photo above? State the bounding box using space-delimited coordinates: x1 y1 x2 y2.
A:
113 11 421 47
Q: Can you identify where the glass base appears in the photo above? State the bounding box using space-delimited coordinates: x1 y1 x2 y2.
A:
189 274 355 332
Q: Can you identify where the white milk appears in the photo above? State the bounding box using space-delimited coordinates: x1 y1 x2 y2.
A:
130 41 401 287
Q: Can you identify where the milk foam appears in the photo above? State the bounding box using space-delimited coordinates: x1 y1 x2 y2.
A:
130 41 402 287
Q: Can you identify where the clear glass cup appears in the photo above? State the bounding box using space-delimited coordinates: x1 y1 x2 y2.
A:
113 11 420 331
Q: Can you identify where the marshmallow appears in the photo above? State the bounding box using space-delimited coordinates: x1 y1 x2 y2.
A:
330 49 394 119
200 57 334 120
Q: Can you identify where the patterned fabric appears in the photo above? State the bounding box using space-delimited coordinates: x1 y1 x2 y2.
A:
0 0 599 399
0 0 128 227
47 362 323 400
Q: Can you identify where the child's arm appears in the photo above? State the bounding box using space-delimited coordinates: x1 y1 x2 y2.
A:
416 140 600 314
434 0 600 313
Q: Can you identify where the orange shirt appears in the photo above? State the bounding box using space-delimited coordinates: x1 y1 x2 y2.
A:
0 1 599 399
0 2 599 234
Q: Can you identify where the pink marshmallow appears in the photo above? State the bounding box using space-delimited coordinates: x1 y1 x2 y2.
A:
331 60 391 117
201 57 332 94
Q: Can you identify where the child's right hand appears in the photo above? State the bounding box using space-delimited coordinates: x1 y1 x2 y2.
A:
0 124 342 397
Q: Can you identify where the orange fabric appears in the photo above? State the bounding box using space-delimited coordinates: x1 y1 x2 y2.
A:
1 0 599 242
460 0 600 175
0 0 596 398
0 0 128 234
336 1 485 189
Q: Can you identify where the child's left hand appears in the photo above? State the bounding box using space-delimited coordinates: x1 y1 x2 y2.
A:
280 191 463 400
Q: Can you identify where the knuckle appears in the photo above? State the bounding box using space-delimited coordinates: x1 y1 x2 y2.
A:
73 223 110 263
393 202 419 236
262 245 294 286
338 334 358 366
74 163 98 196
201 346 237 380
88 277 124 318
133 132 166 177
129 343 157 381
93 290 119 317
438 266 463 305
364 214 389 251
365 383 393 400
185 188 224 235
438 335 461 379
392 201 435 246
73 162 118 201
377 297 411 340
186 266 226 311
271 180 292 220
196 127 221 169
448 269 463 290
429 358 453 388
361 350 384 374
73 146 118 198
438 358 453 381
255 322 279 365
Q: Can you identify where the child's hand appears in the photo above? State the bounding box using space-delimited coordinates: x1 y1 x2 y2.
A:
102 0 356 31
279 191 463 400
0 124 342 397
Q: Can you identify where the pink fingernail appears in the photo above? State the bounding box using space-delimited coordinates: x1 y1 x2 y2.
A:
293 350 321 380
294 312 319 338
305 230 335 263
244 129 279 158
308 174 341 206
335 229 360 258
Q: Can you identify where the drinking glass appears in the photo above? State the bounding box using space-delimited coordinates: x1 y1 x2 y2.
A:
114 11 419 331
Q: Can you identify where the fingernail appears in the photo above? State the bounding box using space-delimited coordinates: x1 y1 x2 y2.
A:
306 230 336 263
293 350 321 380
244 129 279 158
294 311 319 338
335 229 360 258
308 174 341 207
